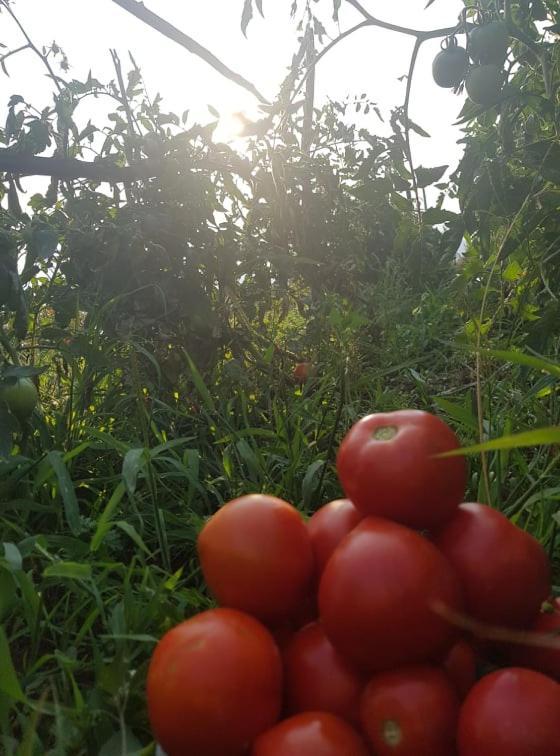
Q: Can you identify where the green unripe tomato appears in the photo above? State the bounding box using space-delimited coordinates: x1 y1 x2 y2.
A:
0 377 39 419
465 65 503 106
432 46 469 88
469 21 509 66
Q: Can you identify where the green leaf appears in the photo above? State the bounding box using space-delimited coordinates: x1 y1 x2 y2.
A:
422 208 460 225
405 118 430 138
46 451 81 536
122 448 146 497
433 397 478 432
3 542 22 571
98 729 143 756
480 349 560 379
43 562 92 580
302 459 325 507
241 0 253 36
115 521 151 555
184 351 216 413
439 427 560 457
415 165 448 188
0 626 25 702
90 482 126 552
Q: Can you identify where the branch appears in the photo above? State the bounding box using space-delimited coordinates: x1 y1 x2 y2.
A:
0 152 161 182
0 0 64 93
402 38 423 220
344 0 462 40
0 43 29 73
111 0 270 105
0 151 254 184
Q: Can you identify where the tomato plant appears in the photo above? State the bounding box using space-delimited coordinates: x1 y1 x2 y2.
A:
360 665 459 756
284 621 364 725
457 667 560 756
318 517 463 671
307 499 363 576
251 712 370 756
146 608 282 756
197 495 314 624
336 410 466 529
442 639 478 699
434 503 551 628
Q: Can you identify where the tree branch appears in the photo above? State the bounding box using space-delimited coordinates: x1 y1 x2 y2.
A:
0 151 253 184
0 153 160 182
344 0 462 40
402 38 423 220
111 0 270 105
0 0 64 93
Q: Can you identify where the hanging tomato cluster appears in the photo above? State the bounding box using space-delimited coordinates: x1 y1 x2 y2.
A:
433 15 510 106
146 409 560 756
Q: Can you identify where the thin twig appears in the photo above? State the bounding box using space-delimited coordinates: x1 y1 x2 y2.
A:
344 0 462 40
111 0 270 104
0 0 64 92
0 43 29 71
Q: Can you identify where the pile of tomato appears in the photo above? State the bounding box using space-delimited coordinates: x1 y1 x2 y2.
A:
146 410 560 756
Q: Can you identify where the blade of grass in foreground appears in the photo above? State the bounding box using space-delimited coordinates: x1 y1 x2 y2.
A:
438 427 560 457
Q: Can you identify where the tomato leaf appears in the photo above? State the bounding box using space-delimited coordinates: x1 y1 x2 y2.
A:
415 165 448 188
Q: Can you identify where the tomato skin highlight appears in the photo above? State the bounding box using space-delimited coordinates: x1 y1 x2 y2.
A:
307 499 363 577
457 667 560 756
434 503 551 628
336 410 466 530
442 639 478 699
284 621 365 725
251 711 370 756
360 665 460 756
146 608 282 756
509 598 560 681
198 494 314 625
318 516 464 672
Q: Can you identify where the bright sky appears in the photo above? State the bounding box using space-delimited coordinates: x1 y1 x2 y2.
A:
2 0 467 185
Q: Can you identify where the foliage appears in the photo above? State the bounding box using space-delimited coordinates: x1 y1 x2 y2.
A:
0 0 558 751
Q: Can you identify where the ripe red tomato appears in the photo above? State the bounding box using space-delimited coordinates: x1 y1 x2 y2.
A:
198 495 314 625
509 598 560 681
360 665 460 756
146 608 282 756
457 667 560 756
284 621 365 725
434 503 551 628
251 712 370 755
293 362 314 383
336 410 466 529
307 499 363 576
318 517 463 672
442 639 478 699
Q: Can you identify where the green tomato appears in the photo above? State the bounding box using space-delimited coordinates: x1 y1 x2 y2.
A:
469 21 509 66
466 65 503 106
0 377 39 419
432 46 469 89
